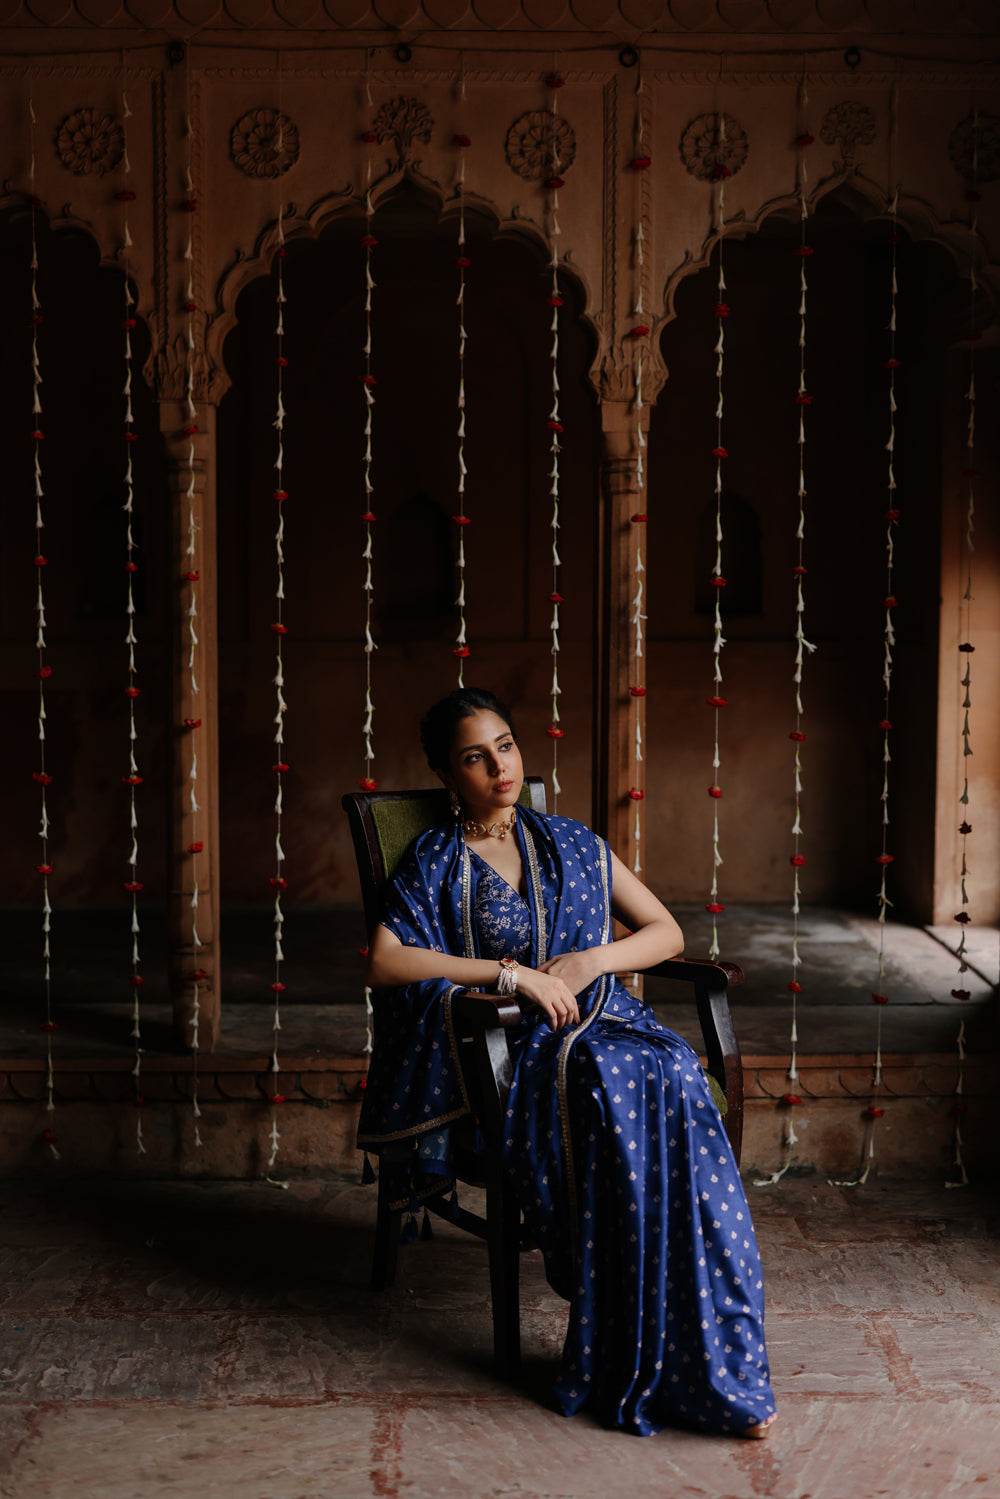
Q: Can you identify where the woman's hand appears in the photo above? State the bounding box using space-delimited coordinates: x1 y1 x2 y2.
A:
536 948 606 998
515 966 580 1031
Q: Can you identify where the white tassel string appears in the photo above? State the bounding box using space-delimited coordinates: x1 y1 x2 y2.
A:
28 88 58 1158
705 114 728 964
454 106 471 685
546 70 565 806
120 58 145 1154
947 110 981 1189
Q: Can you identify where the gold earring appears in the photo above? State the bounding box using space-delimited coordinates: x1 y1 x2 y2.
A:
448 789 461 817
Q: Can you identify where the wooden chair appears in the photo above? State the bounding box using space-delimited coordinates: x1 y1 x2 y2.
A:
342 778 745 1374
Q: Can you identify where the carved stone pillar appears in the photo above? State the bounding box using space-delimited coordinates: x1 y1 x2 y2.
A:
162 403 221 1051
594 400 647 868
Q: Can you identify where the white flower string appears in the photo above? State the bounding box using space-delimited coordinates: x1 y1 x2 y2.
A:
831 104 903 1190
758 89 816 1188
705 115 729 963
544 67 566 804
28 85 58 1162
358 74 378 1059
947 112 982 1190
627 63 649 876
453 78 471 686
267 97 289 1179
118 60 145 1156
182 73 204 1149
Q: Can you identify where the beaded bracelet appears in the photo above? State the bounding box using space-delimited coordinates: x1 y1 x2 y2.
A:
497 957 519 997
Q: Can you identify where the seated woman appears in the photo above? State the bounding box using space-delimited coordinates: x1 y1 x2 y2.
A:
359 687 776 1439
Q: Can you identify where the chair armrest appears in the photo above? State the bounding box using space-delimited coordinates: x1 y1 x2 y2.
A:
451 990 519 1142
452 990 523 1028
646 957 744 987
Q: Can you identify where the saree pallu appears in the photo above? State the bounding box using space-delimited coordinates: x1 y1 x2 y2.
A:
357 808 775 1436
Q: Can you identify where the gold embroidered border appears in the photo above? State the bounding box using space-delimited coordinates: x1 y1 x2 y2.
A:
555 837 613 1250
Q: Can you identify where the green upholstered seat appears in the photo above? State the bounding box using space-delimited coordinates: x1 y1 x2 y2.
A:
369 782 541 887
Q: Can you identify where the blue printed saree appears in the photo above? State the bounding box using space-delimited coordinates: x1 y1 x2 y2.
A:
358 807 775 1437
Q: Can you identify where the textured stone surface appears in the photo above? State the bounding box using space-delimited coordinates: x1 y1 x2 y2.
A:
2 1176 1000 1498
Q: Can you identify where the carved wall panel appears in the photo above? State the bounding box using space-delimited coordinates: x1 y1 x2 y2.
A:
230 108 300 178
55 108 124 177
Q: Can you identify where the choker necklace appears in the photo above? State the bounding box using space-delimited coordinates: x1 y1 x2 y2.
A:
462 808 517 841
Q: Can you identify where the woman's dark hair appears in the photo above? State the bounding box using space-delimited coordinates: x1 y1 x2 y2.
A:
420 687 517 772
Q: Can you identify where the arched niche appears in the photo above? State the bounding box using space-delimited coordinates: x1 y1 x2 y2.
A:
644 183 993 923
0 204 169 910
214 180 600 904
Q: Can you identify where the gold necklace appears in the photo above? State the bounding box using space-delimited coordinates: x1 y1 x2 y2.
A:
462 808 517 841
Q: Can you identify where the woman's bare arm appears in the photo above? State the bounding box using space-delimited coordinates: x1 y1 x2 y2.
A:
365 922 580 1029
537 850 683 994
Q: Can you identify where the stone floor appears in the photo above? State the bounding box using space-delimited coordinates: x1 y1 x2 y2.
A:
2 1172 1000 1499
1 903 996 1058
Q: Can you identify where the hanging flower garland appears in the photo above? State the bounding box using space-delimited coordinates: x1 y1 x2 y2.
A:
453 81 471 686
28 90 58 1161
358 81 378 1060
831 106 904 1190
117 66 145 1155
758 88 817 1187
267 114 289 1177
704 116 730 963
627 65 649 875
544 70 565 805
181 82 204 1150
947 116 983 1189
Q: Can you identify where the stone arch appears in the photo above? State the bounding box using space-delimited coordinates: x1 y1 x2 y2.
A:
209 176 600 401
211 173 602 902
656 174 999 362
645 169 992 923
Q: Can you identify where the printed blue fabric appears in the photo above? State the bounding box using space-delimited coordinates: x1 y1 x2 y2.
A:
357 807 775 1436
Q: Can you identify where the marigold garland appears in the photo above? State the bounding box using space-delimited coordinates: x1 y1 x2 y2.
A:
546 70 563 806
454 85 470 685
705 116 728 962
757 86 817 1188
268 115 289 1178
360 78 377 1059
119 65 145 1156
28 90 58 1159
182 77 204 1150
629 63 647 876
947 110 981 1190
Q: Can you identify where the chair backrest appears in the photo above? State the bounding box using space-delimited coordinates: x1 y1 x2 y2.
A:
342 778 548 937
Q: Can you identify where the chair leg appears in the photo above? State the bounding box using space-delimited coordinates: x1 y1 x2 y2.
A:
486 1171 521 1375
371 1169 401 1291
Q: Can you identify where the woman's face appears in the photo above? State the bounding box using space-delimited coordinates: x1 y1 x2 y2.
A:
442 709 524 822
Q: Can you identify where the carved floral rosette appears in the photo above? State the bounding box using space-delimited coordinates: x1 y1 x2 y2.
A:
55 108 124 177
820 101 877 173
948 112 1000 184
505 110 577 182
231 109 300 179
679 112 748 183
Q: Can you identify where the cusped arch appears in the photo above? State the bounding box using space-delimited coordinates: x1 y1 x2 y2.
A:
209 176 599 397
652 172 1000 393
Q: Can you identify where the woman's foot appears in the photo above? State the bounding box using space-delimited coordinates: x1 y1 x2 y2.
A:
740 1414 777 1440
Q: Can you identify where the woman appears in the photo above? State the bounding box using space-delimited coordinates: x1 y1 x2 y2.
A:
359 687 776 1439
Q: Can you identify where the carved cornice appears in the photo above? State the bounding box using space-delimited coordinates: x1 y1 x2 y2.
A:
3 0 1000 34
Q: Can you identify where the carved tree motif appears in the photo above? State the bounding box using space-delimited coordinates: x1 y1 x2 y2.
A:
820 101 877 174
373 96 434 171
231 109 300 179
948 112 1000 183
55 109 124 177
679 112 748 182
505 110 577 182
